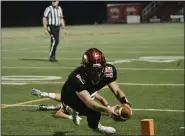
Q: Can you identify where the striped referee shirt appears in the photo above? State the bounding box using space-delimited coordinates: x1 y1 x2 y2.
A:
43 5 63 26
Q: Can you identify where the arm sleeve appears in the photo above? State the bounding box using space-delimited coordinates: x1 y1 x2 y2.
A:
43 7 50 17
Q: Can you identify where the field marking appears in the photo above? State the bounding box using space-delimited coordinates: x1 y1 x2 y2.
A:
1 34 183 45
179 127 185 129
2 45 184 52
1 104 39 107
2 57 82 60
1 103 184 113
1 50 183 54
1 66 184 71
118 83 184 86
2 76 62 81
2 45 184 50
1 86 108 109
133 108 184 112
1 98 49 109
0 49 184 54
2 56 184 65
1 81 184 86
2 56 184 60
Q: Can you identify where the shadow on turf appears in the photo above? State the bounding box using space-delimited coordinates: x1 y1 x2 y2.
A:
19 58 62 64
53 131 74 136
21 109 50 112
19 58 50 62
22 109 109 117
22 109 57 112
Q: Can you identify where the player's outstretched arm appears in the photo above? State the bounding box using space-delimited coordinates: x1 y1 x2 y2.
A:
108 81 131 107
77 90 107 112
76 90 118 117
95 93 110 107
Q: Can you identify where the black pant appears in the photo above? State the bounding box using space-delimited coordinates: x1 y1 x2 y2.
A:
61 92 101 129
47 25 60 58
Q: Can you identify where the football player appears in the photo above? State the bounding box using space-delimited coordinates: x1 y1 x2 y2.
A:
31 88 111 120
59 48 131 135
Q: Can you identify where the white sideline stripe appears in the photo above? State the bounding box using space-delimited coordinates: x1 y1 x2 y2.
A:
1 66 184 71
180 127 185 129
1 104 184 112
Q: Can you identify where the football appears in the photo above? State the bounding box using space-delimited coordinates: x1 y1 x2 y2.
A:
112 104 132 121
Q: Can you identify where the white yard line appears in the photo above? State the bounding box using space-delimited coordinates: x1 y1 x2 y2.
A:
2 57 184 61
2 57 82 60
1 66 76 69
1 50 183 54
1 103 184 112
179 127 185 129
118 83 184 86
1 81 184 86
2 45 184 50
117 68 184 71
133 108 184 112
1 104 39 107
1 66 184 71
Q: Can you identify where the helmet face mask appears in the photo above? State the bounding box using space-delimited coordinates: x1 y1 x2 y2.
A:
82 48 106 85
89 64 105 85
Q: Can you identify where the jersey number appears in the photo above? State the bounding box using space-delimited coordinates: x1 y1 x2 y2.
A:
104 67 113 78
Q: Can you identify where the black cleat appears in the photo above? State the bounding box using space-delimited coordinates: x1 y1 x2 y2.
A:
49 57 58 62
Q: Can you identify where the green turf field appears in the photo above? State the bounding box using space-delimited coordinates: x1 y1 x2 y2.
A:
1 23 184 135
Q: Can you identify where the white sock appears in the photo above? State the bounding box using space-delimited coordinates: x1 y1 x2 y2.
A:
48 93 55 99
40 92 49 97
68 115 73 120
47 105 56 110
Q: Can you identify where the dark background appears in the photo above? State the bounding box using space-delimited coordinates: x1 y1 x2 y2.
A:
1 1 148 27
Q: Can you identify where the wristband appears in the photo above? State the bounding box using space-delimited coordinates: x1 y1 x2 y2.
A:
120 96 131 106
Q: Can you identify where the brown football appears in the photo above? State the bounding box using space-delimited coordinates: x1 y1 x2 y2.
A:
112 104 132 121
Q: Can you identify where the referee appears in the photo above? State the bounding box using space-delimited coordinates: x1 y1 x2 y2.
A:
42 0 67 62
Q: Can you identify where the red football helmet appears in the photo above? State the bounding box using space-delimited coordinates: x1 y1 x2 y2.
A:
82 48 106 84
